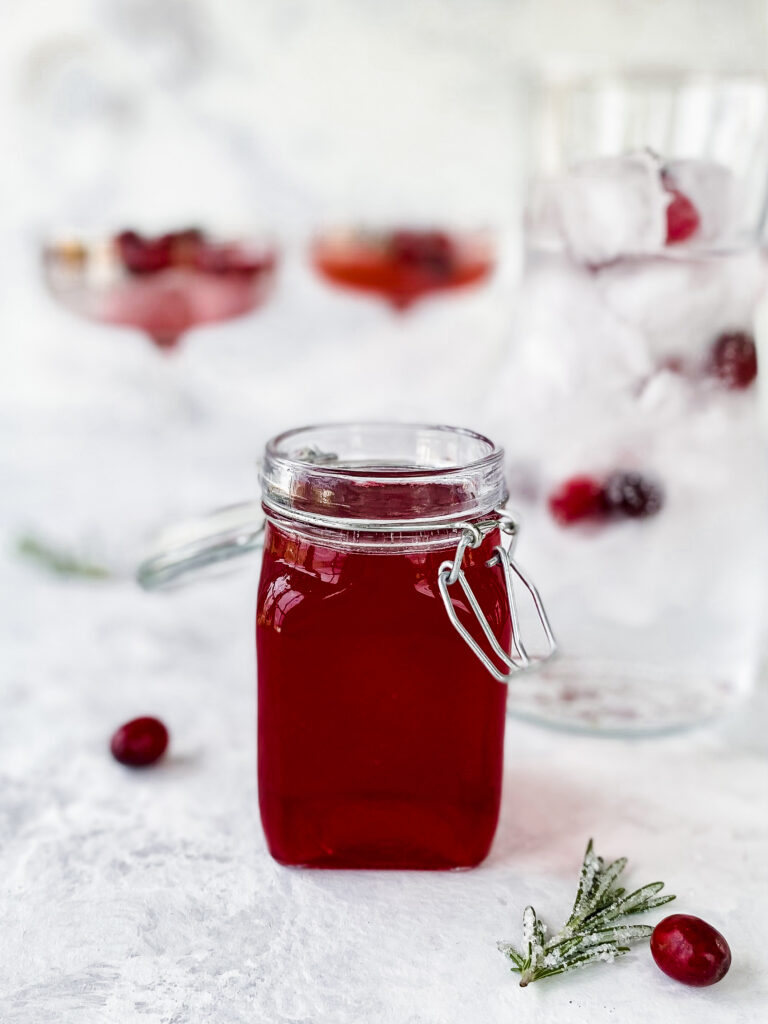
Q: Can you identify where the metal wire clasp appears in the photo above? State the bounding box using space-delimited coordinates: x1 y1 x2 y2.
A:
437 511 556 684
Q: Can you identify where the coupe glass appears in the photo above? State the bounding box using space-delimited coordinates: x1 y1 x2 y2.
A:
310 226 495 312
42 228 278 352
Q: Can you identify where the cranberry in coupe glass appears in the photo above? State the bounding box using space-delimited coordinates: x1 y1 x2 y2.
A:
43 228 278 352
311 228 494 311
138 423 554 869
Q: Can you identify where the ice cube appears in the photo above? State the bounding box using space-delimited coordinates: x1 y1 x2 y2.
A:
662 159 735 245
485 254 653 474
553 151 668 265
514 255 653 392
594 249 767 362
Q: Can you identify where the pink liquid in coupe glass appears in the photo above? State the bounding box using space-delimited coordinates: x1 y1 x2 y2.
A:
256 465 510 870
44 229 277 351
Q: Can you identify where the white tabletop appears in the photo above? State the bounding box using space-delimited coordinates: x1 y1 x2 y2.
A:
2 242 767 1023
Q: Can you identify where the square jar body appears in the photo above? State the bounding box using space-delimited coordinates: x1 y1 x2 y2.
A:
256 522 509 869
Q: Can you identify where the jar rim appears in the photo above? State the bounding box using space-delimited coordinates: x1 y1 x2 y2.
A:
265 421 501 476
261 421 507 526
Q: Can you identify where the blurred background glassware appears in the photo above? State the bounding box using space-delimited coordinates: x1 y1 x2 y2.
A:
487 69 768 735
533 69 768 244
310 226 496 312
42 228 279 352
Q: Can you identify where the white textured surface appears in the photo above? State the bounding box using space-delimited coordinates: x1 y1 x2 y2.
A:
3 6 768 1020
2 238 768 1023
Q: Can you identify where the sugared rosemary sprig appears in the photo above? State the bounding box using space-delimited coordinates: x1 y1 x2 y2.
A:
498 839 675 987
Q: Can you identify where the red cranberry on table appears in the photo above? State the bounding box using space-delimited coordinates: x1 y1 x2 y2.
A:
651 914 731 987
602 471 664 519
110 716 169 767
664 188 700 245
707 331 758 389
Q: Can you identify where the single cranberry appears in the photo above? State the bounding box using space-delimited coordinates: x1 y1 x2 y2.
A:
665 188 700 245
110 716 169 767
707 331 758 389
390 230 454 278
651 914 731 987
603 471 663 519
116 230 173 275
548 476 606 525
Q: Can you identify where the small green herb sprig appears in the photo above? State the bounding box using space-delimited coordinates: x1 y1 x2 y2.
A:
498 839 675 987
16 534 110 580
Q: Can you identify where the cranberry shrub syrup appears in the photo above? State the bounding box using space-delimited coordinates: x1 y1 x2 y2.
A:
255 424 527 869
257 515 509 869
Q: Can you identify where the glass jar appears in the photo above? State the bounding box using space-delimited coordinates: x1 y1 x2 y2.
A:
139 422 554 869
486 71 768 735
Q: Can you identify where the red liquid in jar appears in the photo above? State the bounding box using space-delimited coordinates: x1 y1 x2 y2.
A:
256 520 509 869
311 230 494 311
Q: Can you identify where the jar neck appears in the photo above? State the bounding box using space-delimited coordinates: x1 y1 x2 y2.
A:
263 502 504 553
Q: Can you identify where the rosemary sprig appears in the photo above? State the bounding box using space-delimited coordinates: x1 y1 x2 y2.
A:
498 839 675 987
16 534 111 580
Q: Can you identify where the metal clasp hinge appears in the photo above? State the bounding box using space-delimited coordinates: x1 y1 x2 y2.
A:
437 512 556 684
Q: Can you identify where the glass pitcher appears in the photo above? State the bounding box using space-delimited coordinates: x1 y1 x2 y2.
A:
486 70 768 735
